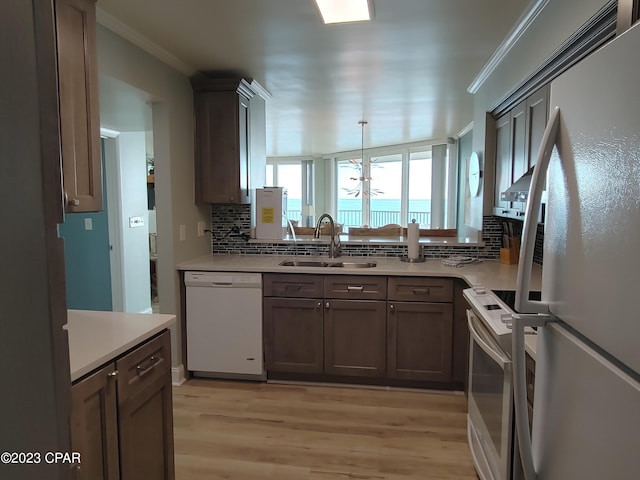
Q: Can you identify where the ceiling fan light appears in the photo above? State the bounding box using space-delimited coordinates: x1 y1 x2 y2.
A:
315 0 372 24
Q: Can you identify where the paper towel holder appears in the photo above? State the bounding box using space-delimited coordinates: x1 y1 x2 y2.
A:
400 256 426 263
401 219 425 262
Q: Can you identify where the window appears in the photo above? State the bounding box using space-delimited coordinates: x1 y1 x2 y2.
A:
333 143 454 229
266 159 308 225
268 141 456 233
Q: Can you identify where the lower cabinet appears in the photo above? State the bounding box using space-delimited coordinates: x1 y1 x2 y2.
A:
71 330 174 480
387 301 453 382
263 273 462 388
324 299 387 377
70 363 119 479
263 297 324 373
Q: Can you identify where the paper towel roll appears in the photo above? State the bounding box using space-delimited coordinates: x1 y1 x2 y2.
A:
407 221 420 259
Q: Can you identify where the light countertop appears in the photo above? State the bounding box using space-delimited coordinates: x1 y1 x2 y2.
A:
177 254 542 292
66 310 176 382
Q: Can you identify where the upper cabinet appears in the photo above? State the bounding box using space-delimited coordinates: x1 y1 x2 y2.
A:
55 0 102 212
492 85 549 220
191 76 266 204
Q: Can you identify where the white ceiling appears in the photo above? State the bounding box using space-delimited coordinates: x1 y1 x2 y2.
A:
96 0 530 157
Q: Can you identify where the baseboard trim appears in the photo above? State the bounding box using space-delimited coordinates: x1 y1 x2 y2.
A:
172 364 186 386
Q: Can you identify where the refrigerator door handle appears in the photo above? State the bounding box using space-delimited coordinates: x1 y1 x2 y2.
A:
511 313 556 480
515 106 561 314
512 317 538 480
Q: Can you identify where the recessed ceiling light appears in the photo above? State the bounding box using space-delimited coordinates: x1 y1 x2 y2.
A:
315 0 372 24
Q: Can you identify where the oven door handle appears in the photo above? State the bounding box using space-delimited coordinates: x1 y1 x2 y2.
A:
467 311 510 368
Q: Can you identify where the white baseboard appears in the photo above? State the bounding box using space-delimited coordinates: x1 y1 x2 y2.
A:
172 364 186 386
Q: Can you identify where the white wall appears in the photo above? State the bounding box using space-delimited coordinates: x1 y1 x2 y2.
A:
97 25 211 369
469 0 611 228
117 132 151 313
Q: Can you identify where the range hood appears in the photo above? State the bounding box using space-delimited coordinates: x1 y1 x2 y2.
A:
501 166 535 202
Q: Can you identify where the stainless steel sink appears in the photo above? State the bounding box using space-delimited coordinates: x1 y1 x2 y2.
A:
279 260 376 268
330 261 377 268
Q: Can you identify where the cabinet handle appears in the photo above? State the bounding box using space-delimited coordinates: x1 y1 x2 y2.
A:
136 355 160 376
412 287 430 295
389 304 395 311
64 191 80 207
107 370 118 379
316 302 322 308
325 302 330 309
347 285 364 292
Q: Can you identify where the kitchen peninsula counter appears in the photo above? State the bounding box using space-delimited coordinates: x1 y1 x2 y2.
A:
177 254 542 292
66 309 176 382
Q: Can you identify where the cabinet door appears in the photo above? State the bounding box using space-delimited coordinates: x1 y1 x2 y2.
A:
387 302 453 382
70 363 119 480
526 85 550 169
324 299 386 377
263 297 324 373
451 279 470 390
510 100 528 187
55 0 102 212
494 112 512 213
117 331 175 480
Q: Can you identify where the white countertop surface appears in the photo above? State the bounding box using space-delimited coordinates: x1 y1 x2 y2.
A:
66 310 176 382
177 254 542 292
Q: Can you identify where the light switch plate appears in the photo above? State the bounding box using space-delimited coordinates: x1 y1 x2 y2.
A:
129 216 144 228
197 221 207 237
84 218 93 231
179 224 186 241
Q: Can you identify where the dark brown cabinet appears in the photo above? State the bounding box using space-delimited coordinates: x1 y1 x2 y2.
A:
263 274 324 373
71 331 175 480
263 297 324 373
324 299 387 377
116 331 174 480
192 77 257 204
262 273 465 389
493 85 549 220
323 276 387 378
70 363 119 480
452 279 471 390
55 0 102 212
387 277 454 382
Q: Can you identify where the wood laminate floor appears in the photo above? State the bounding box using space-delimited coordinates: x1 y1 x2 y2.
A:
172 379 478 480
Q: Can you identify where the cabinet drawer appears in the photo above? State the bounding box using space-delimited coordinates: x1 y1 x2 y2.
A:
324 275 387 300
388 277 453 302
116 330 171 404
263 274 323 298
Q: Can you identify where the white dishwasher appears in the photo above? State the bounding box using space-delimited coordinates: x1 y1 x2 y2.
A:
185 271 264 379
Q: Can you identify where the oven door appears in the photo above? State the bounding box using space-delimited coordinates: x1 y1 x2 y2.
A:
467 309 514 480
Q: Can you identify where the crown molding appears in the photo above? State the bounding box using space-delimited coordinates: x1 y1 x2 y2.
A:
467 0 551 94
96 8 197 77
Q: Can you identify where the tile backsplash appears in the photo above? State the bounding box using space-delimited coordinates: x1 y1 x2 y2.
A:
210 205 543 264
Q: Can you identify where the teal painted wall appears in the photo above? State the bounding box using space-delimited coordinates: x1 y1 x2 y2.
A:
59 142 112 310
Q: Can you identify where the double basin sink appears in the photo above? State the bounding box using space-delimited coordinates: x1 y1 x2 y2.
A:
279 260 377 269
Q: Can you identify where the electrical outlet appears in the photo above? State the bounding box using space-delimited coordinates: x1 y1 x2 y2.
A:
179 224 186 241
197 221 207 237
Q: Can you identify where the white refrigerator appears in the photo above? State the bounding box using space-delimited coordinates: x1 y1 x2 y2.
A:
511 21 640 480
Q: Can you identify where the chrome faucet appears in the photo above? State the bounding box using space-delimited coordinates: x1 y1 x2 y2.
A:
314 213 341 258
